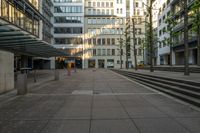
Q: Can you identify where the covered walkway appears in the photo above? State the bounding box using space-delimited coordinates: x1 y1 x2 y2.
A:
0 69 200 133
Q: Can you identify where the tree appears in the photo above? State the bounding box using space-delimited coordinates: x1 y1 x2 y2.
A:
191 0 200 66
132 17 138 71
118 37 124 69
125 18 131 69
164 14 177 66
147 0 154 72
184 0 189 75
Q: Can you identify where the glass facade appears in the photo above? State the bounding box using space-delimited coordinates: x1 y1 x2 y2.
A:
54 16 83 23
54 0 82 3
54 6 82 13
28 0 39 9
54 27 83 34
0 0 39 36
42 0 53 43
54 38 83 44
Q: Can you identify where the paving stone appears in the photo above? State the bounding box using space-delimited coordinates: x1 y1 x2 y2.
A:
175 118 200 133
126 106 167 118
41 120 90 133
91 119 139 133
0 120 47 133
92 107 129 119
53 107 91 120
134 118 191 133
158 106 200 118
0 69 200 133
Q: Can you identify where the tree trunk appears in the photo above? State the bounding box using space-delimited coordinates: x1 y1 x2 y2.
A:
120 38 123 69
197 29 200 66
132 18 137 71
184 0 189 75
149 0 154 72
170 34 173 67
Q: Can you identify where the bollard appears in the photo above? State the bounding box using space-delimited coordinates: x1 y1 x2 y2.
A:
55 69 60 80
16 73 28 95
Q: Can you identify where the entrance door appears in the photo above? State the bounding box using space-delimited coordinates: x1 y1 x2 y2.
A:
88 60 95 68
98 59 105 68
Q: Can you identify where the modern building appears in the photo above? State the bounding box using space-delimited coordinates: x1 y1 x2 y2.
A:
170 0 197 65
0 0 64 93
53 0 84 68
156 0 173 65
34 0 55 69
83 0 146 69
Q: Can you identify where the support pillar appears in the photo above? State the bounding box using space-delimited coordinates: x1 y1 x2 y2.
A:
16 73 28 95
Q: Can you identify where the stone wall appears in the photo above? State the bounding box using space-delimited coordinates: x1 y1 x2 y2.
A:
0 50 14 93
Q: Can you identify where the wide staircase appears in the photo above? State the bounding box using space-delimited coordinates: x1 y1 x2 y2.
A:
111 69 200 107
139 66 200 73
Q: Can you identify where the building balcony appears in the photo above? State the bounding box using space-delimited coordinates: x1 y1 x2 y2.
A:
173 36 197 50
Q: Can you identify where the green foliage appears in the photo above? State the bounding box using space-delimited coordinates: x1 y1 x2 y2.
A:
191 0 200 33
164 13 178 47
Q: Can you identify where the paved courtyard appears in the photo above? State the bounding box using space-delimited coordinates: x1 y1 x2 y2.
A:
0 69 200 133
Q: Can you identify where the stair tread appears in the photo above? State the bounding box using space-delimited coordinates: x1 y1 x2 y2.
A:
121 71 200 91
135 79 200 104
120 72 200 97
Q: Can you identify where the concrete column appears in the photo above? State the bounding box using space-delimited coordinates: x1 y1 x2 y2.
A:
16 73 28 95
55 69 59 80
172 51 176 65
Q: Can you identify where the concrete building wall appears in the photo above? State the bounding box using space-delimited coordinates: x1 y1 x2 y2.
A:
156 0 171 65
0 50 14 93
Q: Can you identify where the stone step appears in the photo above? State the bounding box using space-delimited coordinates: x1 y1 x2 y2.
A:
134 78 200 107
112 69 200 107
118 70 200 93
139 67 200 73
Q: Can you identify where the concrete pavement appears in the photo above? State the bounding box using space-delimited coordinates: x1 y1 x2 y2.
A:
0 69 200 133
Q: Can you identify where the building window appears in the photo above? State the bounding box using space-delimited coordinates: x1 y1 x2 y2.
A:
102 38 106 45
97 38 101 45
93 2 96 7
54 16 83 23
135 2 139 7
88 2 91 7
93 38 96 45
54 6 82 13
93 9 96 15
88 39 92 44
54 38 83 44
97 49 101 55
107 38 110 45
106 9 109 15
54 27 82 34
112 49 115 55
107 49 111 56
106 2 109 7
110 2 113 7
111 38 115 44
93 49 96 56
102 49 106 55
101 2 105 7
97 2 100 7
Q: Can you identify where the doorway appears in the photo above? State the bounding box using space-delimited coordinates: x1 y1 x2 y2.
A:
98 59 105 68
